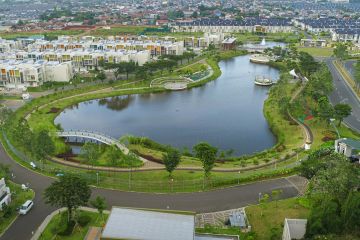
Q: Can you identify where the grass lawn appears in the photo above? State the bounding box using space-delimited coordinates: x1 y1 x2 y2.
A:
246 197 310 240
0 180 35 235
39 210 108 240
297 47 334 57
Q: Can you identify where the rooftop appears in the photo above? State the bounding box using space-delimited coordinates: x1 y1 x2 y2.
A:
101 207 195 240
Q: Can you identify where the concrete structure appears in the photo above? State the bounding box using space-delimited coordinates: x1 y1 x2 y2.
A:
0 178 11 210
300 39 327 47
101 207 237 240
335 138 360 162
282 218 307 240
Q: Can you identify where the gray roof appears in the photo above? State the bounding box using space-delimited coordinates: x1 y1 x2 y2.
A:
101 207 195 240
339 138 360 149
229 212 246 228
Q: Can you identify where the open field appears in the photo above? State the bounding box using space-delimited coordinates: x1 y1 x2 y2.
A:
246 197 309 240
297 47 334 57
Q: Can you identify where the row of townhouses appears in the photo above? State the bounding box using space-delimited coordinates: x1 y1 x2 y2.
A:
0 36 188 89
0 59 73 88
294 18 360 43
173 18 293 33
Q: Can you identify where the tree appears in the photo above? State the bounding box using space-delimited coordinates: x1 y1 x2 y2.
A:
162 148 181 177
31 129 55 161
298 52 319 76
333 43 348 60
122 61 137 80
310 153 360 203
306 198 343 237
0 107 13 127
193 142 218 177
317 97 334 125
44 175 91 222
80 142 101 166
271 189 283 207
90 196 107 221
105 145 122 167
334 103 352 126
259 193 270 216
12 118 34 153
97 71 106 82
341 191 360 232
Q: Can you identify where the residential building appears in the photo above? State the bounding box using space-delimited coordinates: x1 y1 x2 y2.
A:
174 18 293 34
0 60 73 89
282 218 307 240
0 178 11 210
335 138 360 162
331 28 360 43
300 39 327 47
222 38 237 51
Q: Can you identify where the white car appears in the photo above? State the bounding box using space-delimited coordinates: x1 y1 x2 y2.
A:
19 200 33 215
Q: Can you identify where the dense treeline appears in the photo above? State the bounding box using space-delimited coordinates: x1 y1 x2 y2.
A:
299 148 360 238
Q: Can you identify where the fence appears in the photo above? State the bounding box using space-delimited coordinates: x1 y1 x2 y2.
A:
2 131 296 193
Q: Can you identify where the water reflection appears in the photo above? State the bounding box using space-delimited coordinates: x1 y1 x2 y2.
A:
56 55 279 155
98 95 134 111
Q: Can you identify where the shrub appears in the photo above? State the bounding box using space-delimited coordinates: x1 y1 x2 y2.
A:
77 214 91 227
58 220 75 236
253 159 259 165
2 205 14 218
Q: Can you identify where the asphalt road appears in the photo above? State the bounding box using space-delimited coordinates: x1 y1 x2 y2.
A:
0 141 300 240
344 60 356 78
326 59 360 133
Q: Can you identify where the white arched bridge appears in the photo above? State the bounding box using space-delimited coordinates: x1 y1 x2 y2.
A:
56 130 130 154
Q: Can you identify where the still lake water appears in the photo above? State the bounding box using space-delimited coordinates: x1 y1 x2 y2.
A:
55 55 280 155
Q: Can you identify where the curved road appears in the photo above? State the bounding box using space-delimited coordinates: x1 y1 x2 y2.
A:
0 141 299 240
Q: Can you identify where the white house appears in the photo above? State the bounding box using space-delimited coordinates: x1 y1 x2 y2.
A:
282 218 307 240
335 138 360 162
0 178 11 210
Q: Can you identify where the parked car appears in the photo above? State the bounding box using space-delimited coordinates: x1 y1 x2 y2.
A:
19 200 33 215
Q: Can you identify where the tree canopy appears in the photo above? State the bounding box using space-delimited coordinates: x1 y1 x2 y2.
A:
193 142 218 177
44 175 91 221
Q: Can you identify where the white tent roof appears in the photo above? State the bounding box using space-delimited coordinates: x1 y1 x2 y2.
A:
289 69 299 78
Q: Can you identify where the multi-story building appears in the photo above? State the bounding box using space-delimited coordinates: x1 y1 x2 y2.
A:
331 28 360 44
0 178 11 210
0 59 73 88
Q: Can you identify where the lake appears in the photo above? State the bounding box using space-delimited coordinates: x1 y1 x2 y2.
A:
55 54 281 155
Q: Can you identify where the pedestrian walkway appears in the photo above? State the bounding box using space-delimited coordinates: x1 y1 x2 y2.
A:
84 227 102 240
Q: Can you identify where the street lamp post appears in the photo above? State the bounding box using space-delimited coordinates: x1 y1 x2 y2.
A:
330 118 341 139
96 172 99 185
238 171 240 185
258 192 262 203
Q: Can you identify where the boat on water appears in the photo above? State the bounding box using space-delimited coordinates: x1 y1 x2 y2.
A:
254 76 274 86
249 54 270 64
